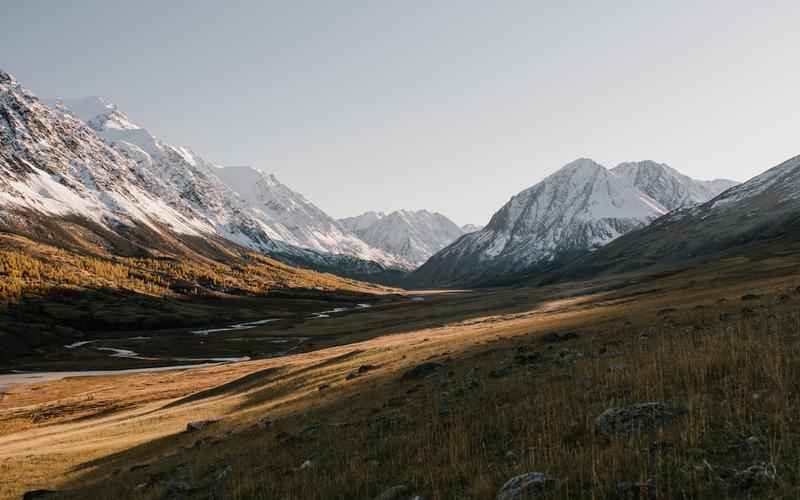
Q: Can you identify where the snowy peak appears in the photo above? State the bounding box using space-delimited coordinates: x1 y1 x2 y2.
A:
461 224 483 233
410 158 668 286
215 166 409 269
612 160 738 210
339 209 466 267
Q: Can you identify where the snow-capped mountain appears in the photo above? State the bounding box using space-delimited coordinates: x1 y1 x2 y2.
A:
338 209 466 267
0 72 233 246
612 160 738 210
556 154 800 280
461 224 483 233
408 159 668 287
214 166 408 268
0 70 407 283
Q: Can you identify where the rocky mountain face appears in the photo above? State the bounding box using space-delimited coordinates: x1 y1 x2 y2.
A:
612 161 738 210
339 210 466 267
0 71 406 283
214 166 407 269
408 159 668 287
554 154 800 280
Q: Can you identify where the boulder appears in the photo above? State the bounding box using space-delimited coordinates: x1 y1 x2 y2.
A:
497 472 559 500
374 485 411 500
401 362 443 381
186 419 220 432
596 402 687 438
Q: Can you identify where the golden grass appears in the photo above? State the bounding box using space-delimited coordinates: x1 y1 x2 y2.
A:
1 256 800 499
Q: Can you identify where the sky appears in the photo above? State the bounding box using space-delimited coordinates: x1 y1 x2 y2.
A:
3 1 799 226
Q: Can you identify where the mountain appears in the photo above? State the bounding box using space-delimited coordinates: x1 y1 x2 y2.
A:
612 160 738 210
214 166 407 269
461 224 483 233
408 159 668 287
339 209 465 267
0 71 405 284
552 154 800 280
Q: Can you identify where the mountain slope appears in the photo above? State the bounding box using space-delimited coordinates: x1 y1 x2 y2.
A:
612 160 738 210
0 71 407 285
408 159 667 287
339 210 465 267
214 166 407 269
553 154 800 280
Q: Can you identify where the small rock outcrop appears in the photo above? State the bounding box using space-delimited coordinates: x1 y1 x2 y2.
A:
596 402 687 438
401 362 443 381
186 419 221 432
497 472 559 500
374 484 412 500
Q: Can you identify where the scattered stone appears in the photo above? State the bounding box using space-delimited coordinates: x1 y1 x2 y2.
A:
129 463 151 472
557 349 584 362
741 307 756 318
540 332 578 344
741 294 761 301
489 366 512 379
318 383 331 391
358 364 378 374
374 484 411 500
719 313 737 322
616 480 653 498
22 491 58 500
496 472 559 500
256 417 273 430
657 308 678 316
346 372 359 380
735 463 776 490
595 402 687 438
298 460 314 471
214 465 232 481
401 362 443 381
778 294 791 303
166 480 192 494
186 419 220 432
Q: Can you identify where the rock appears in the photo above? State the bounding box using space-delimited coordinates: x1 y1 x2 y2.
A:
540 332 578 344
214 465 232 481
256 417 273 430
496 472 559 500
595 402 687 438
186 419 220 432
719 313 737 322
346 372 359 380
166 480 192 494
22 491 58 500
374 484 411 500
557 349 584 362
401 362 443 381
358 364 377 373
778 294 791 303
318 383 331 391
735 463 776 490
298 459 314 470
616 480 652 498
741 294 761 301
489 366 512 379
741 307 756 318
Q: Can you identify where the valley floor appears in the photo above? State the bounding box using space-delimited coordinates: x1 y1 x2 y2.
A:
2 254 800 499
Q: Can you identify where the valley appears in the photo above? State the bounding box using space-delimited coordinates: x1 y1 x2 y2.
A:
1 252 799 499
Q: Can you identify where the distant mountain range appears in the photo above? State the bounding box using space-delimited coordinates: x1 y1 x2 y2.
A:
339 210 466 267
409 159 737 287
9 68 793 293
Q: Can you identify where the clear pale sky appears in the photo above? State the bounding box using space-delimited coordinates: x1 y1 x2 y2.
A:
3 1 799 226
